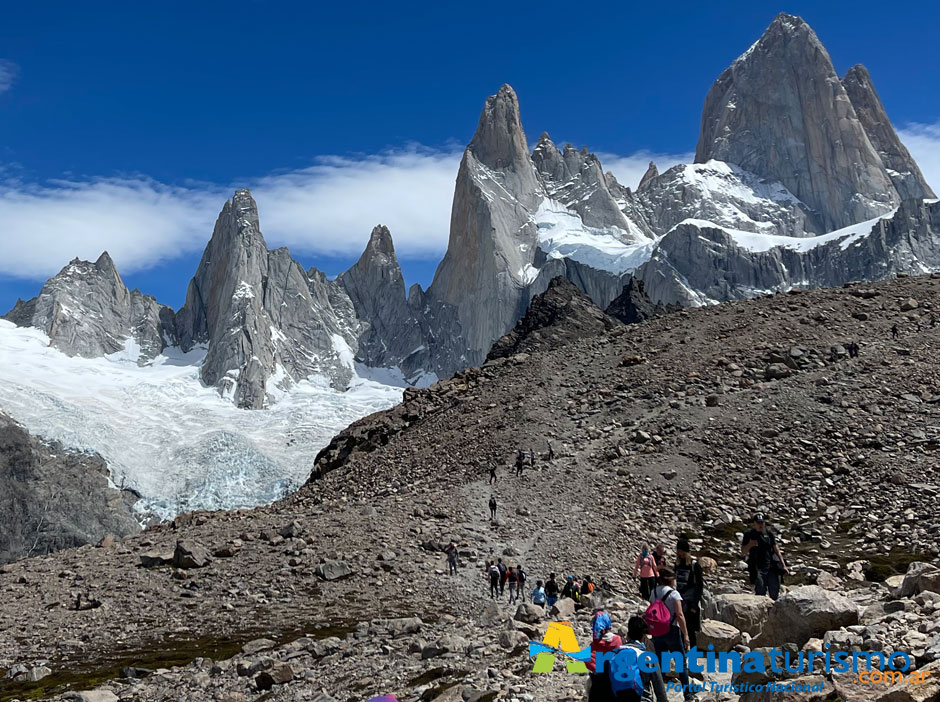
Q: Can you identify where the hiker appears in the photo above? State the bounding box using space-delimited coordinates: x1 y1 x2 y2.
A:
561 574 578 600
489 496 497 520
497 558 508 596
445 540 459 575
621 615 669 702
489 465 498 485
847 341 859 358
507 566 519 603
653 544 667 569
742 512 789 600
674 538 704 649
892 323 900 340
529 448 535 466
931 314 937 328
647 567 693 702
587 611 622 701
517 564 528 602
487 560 500 599
634 546 659 600
515 450 525 476
531 579 547 607
548 441 555 461
581 576 595 596
545 573 560 608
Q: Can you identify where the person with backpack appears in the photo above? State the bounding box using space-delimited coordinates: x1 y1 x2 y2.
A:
646 567 693 702
561 574 577 600
545 573 560 608
517 564 528 602
653 544 667 569
617 615 669 702
634 546 659 600
489 465 498 485
445 541 459 576
507 566 519 604
741 513 788 600
674 538 704 648
497 558 508 596
530 579 546 607
587 611 622 700
581 576 595 596
487 560 500 599
489 496 497 520
515 450 525 476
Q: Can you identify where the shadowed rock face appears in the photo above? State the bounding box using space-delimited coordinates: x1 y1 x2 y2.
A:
696 13 900 232
605 277 671 325
841 64 936 201
176 189 360 408
339 225 430 382
0 412 140 563
3 252 175 363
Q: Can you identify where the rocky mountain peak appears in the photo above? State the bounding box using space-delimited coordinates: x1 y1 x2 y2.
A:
637 161 659 191
841 64 936 201
467 84 530 171
697 13 899 232
605 276 672 324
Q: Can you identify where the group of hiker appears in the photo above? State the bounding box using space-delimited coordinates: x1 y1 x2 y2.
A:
482 559 530 604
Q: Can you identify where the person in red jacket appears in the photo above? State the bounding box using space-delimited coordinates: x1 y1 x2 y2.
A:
587 610 622 700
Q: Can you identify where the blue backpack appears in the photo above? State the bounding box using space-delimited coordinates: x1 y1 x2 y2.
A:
608 646 645 698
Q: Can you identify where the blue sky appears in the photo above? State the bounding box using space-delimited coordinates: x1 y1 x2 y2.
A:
1 0 938 311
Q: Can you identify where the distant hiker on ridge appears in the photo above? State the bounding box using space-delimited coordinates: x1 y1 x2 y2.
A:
634 545 659 600
488 495 497 520
547 442 555 461
515 450 524 476
489 465 498 485
892 323 900 340
445 540 458 575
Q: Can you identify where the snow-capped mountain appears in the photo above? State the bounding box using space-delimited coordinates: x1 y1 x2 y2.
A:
2 11 939 531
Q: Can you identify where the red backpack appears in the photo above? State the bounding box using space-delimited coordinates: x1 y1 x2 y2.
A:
644 586 675 637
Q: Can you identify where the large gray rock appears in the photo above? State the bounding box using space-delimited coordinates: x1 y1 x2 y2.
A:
176 189 361 408
706 593 772 636
696 13 900 233
842 64 935 202
754 585 859 648
697 619 742 652
0 412 139 564
4 252 175 363
895 562 940 599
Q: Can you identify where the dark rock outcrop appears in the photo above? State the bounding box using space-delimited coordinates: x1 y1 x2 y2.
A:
0 412 140 563
605 277 671 324
486 276 617 360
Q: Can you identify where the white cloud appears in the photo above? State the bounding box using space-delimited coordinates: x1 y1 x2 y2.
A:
1 144 693 282
597 150 696 190
898 122 940 195
0 60 17 95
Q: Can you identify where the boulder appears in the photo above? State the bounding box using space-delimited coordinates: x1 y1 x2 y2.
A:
314 560 353 581
549 598 576 619
875 660 940 701
421 634 469 660
255 662 293 690
895 562 940 599
755 585 859 648
139 550 173 568
497 629 529 650
63 691 120 702
697 619 742 652
707 593 771 636
172 540 211 569
514 603 544 624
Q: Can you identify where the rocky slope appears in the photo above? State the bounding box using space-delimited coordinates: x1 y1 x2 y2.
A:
0 412 140 564
3 273 938 700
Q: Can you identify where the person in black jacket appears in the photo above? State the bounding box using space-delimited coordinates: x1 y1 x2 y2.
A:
674 538 704 648
741 513 789 600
